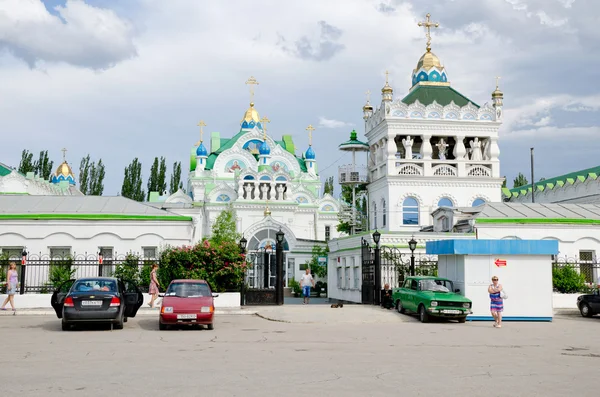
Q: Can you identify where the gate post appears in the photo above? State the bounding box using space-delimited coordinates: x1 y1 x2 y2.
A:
19 249 27 295
275 229 285 305
374 244 381 305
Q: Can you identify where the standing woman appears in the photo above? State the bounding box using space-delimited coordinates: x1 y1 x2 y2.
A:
148 263 160 308
1 262 18 312
488 276 504 328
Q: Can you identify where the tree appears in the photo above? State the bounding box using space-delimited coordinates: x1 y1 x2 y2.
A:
169 161 183 194
513 172 528 188
79 155 105 195
147 157 167 199
304 244 329 279
323 176 334 196
34 150 53 180
502 177 507 188
121 158 145 201
210 204 240 245
18 150 35 175
337 184 368 234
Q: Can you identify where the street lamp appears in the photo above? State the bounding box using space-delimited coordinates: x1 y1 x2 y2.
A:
372 230 381 305
276 228 285 245
408 235 417 276
239 236 248 253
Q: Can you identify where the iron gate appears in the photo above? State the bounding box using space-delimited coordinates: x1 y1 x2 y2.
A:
361 238 375 304
242 250 284 305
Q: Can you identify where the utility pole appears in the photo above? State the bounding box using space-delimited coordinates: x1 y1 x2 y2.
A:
530 147 535 203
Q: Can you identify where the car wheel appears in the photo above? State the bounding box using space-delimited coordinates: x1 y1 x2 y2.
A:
396 300 406 314
418 305 430 323
159 322 167 331
113 315 124 330
207 323 214 330
123 317 128 323
61 320 71 331
458 317 467 323
580 303 593 318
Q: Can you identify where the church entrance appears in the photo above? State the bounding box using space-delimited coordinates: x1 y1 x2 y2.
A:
241 228 289 306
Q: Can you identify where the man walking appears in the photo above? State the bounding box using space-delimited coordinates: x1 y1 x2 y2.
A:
300 268 315 304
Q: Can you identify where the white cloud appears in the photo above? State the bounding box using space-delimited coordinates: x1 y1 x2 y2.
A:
318 117 353 129
0 0 136 69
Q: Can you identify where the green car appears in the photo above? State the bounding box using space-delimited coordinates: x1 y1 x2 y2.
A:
392 276 472 323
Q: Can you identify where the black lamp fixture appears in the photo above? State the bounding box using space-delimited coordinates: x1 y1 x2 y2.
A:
408 235 417 252
276 228 285 244
239 236 248 251
372 230 381 245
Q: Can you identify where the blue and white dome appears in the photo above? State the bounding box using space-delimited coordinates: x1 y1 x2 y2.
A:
411 50 448 87
259 140 271 155
305 146 316 160
51 161 76 185
196 142 208 157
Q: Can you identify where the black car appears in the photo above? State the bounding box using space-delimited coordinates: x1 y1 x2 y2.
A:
51 277 143 331
577 290 600 317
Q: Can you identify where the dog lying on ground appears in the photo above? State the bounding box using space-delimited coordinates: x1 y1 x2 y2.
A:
330 303 344 308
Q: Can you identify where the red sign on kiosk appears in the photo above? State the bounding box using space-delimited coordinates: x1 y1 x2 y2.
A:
494 259 507 267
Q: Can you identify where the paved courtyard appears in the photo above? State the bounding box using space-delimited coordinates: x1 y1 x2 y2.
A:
2 308 599 396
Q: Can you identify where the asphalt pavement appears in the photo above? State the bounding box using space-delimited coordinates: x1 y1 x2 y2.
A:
1 307 599 396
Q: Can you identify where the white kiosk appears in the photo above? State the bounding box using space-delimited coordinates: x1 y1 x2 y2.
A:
426 239 559 321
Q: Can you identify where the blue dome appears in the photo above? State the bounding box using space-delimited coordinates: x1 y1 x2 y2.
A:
412 68 448 87
259 140 271 155
51 174 76 186
196 142 208 157
305 146 316 160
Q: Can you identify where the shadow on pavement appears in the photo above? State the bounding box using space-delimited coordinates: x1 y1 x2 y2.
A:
137 318 214 331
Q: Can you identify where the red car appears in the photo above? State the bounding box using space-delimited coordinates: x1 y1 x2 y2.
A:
159 279 217 330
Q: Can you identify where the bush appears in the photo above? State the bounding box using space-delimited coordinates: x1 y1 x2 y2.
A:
113 254 147 286
288 278 301 295
553 266 586 293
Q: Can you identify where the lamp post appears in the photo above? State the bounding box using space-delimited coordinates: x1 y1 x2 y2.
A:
275 228 285 305
408 236 417 276
238 237 248 306
372 230 381 305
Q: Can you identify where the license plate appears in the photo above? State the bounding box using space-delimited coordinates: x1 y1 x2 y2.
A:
177 314 197 319
81 300 102 306
442 309 461 314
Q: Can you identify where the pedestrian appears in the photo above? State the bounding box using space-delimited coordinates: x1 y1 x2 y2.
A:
148 263 160 308
1 262 18 312
382 283 393 309
300 268 315 304
488 276 504 328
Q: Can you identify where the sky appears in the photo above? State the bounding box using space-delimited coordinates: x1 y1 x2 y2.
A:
1 0 599 196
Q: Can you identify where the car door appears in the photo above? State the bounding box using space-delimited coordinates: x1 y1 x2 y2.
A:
401 279 415 312
591 290 600 313
121 280 144 318
50 279 76 319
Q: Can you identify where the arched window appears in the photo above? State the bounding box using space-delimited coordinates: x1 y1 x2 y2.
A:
472 198 486 207
438 197 453 207
382 199 387 227
372 202 377 229
402 197 419 225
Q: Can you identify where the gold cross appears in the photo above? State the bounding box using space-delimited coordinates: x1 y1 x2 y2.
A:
306 124 315 146
260 116 271 140
495 76 501 89
61 148 67 162
245 76 259 103
196 120 206 145
365 89 371 102
418 13 439 51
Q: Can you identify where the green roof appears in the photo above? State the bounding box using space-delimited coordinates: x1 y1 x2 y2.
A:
505 165 600 198
0 163 11 177
401 85 479 108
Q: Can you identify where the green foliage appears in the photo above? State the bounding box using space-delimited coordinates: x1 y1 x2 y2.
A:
159 240 246 292
553 266 586 293
288 278 301 295
169 161 184 194
304 244 328 279
337 184 368 233
323 176 334 196
113 254 144 285
502 177 507 188
18 149 35 174
35 150 54 180
210 204 240 245
79 155 105 195
42 257 75 292
147 157 167 199
513 172 529 189
121 158 145 201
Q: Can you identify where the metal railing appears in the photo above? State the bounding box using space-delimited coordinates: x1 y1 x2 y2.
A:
552 259 600 292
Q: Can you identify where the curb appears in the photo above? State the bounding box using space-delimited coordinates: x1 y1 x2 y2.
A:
0 308 257 317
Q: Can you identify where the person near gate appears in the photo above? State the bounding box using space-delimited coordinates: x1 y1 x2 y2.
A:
488 276 504 328
382 283 393 309
1 262 18 312
300 268 315 304
148 263 161 308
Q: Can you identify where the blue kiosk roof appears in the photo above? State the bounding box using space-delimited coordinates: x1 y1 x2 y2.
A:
426 239 558 256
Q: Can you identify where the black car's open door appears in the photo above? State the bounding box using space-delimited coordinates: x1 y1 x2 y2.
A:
121 281 144 318
50 279 76 319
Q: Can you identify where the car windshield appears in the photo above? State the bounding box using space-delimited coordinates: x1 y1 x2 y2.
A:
419 279 452 292
72 279 117 292
166 283 211 298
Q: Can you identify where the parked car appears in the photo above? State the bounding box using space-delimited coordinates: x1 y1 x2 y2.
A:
159 279 218 330
392 276 472 323
577 290 600 317
50 277 143 331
